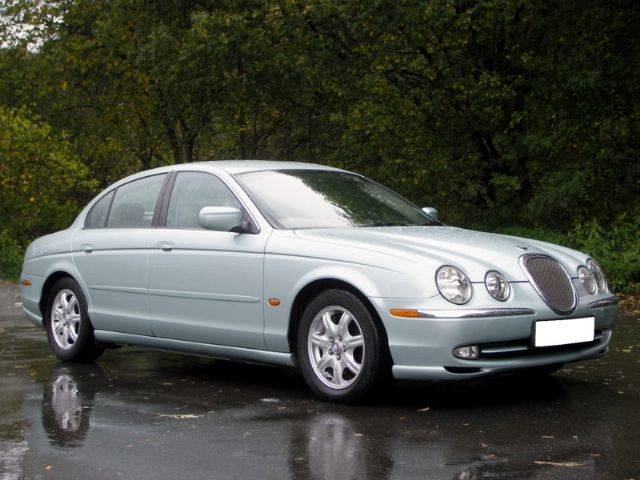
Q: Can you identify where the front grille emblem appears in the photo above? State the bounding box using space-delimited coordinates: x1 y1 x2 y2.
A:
519 253 577 315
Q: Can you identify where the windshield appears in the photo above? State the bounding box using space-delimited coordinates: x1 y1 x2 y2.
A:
235 169 439 229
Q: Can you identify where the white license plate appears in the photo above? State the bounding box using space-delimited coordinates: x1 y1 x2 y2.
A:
534 317 595 347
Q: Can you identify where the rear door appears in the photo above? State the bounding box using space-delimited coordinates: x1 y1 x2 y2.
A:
147 171 267 349
72 173 167 335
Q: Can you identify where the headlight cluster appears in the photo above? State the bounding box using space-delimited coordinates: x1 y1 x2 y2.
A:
577 266 596 294
485 271 510 301
436 266 511 304
580 258 608 293
436 257 608 305
436 266 472 305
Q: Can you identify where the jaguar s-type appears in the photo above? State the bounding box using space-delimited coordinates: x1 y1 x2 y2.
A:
19 161 618 402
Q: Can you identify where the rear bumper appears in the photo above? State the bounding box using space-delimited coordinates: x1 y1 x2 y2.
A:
22 306 43 326
369 286 618 381
18 273 45 327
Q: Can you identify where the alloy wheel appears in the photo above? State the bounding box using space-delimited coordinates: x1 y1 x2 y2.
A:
51 289 81 350
307 306 365 389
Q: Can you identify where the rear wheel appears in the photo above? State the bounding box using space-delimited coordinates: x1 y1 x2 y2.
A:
297 289 389 403
44 278 104 362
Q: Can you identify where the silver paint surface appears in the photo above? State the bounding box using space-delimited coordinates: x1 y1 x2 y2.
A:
19 161 618 378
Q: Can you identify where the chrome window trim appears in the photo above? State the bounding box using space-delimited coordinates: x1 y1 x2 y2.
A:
160 169 261 234
415 308 535 319
81 172 168 230
518 253 577 315
83 188 116 229
588 296 618 308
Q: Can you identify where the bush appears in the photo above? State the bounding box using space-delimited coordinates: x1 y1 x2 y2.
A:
498 217 639 294
0 230 23 280
0 105 94 279
569 215 640 294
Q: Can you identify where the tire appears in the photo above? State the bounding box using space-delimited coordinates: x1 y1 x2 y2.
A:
44 277 104 362
296 289 390 403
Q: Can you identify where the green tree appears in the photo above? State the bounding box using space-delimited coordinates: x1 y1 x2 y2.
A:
0 105 93 277
0 0 638 289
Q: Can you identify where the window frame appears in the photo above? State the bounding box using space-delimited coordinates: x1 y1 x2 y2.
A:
233 169 442 230
82 173 169 230
83 188 116 230
156 170 260 234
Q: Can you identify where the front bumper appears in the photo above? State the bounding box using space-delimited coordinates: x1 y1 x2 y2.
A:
369 282 618 381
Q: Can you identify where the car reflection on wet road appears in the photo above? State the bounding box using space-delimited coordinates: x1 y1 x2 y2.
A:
1 284 638 479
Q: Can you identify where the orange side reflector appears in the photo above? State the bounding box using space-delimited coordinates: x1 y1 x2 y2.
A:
21 279 31 287
268 298 281 307
389 308 420 318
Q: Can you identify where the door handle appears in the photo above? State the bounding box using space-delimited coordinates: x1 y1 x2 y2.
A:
82 244 93 253
157 241 174 252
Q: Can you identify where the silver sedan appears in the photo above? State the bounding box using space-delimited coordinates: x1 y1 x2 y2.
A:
19 161 618 402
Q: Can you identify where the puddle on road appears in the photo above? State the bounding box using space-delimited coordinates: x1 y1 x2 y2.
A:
1 285 639 479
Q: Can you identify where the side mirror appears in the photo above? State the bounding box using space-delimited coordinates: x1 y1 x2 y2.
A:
422 206 438 220
198 206 243 232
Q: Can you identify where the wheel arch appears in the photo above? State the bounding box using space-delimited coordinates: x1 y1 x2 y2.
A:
287 278 390 358
39 266 86 317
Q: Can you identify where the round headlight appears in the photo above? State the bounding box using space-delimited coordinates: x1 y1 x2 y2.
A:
578 265 596 294
436 266 472 305
485 271 510 301
586 258 607 292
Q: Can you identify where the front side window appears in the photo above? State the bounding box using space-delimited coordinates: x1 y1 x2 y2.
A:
107 174 166 228
166 172 241 228
236 170 439 229
85 190 114 228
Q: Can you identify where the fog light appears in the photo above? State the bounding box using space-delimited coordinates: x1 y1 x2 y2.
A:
452 345 479 359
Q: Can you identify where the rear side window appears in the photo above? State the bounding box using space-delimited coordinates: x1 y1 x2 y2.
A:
166 172 241 228
107 174 166 228
84 190 114 228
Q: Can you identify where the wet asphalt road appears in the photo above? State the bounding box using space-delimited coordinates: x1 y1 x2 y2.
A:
0 285 638 480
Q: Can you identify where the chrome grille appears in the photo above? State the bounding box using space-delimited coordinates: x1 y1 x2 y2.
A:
520 254 576 314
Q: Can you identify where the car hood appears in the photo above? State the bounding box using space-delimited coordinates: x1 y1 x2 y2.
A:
293 226 587 282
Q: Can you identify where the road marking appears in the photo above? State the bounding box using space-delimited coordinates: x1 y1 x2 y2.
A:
14 302 22 307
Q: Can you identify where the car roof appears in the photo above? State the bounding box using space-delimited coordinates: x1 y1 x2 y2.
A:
195 160 345 174
94 160 347 200
74 160 349 228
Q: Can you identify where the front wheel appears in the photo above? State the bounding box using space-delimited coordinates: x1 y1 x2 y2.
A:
44 277 104 362
297 289 389 403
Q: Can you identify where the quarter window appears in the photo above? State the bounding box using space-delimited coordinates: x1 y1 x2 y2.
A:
107 174 166 228
84 190 114 228
166 172 241 229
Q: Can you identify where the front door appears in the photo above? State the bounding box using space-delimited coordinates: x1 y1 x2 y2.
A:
72 173 167 335
147 171 267 349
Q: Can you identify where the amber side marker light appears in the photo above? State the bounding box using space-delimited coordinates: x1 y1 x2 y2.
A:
21 279 31 287
268 298 281 307
389 308 420 318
